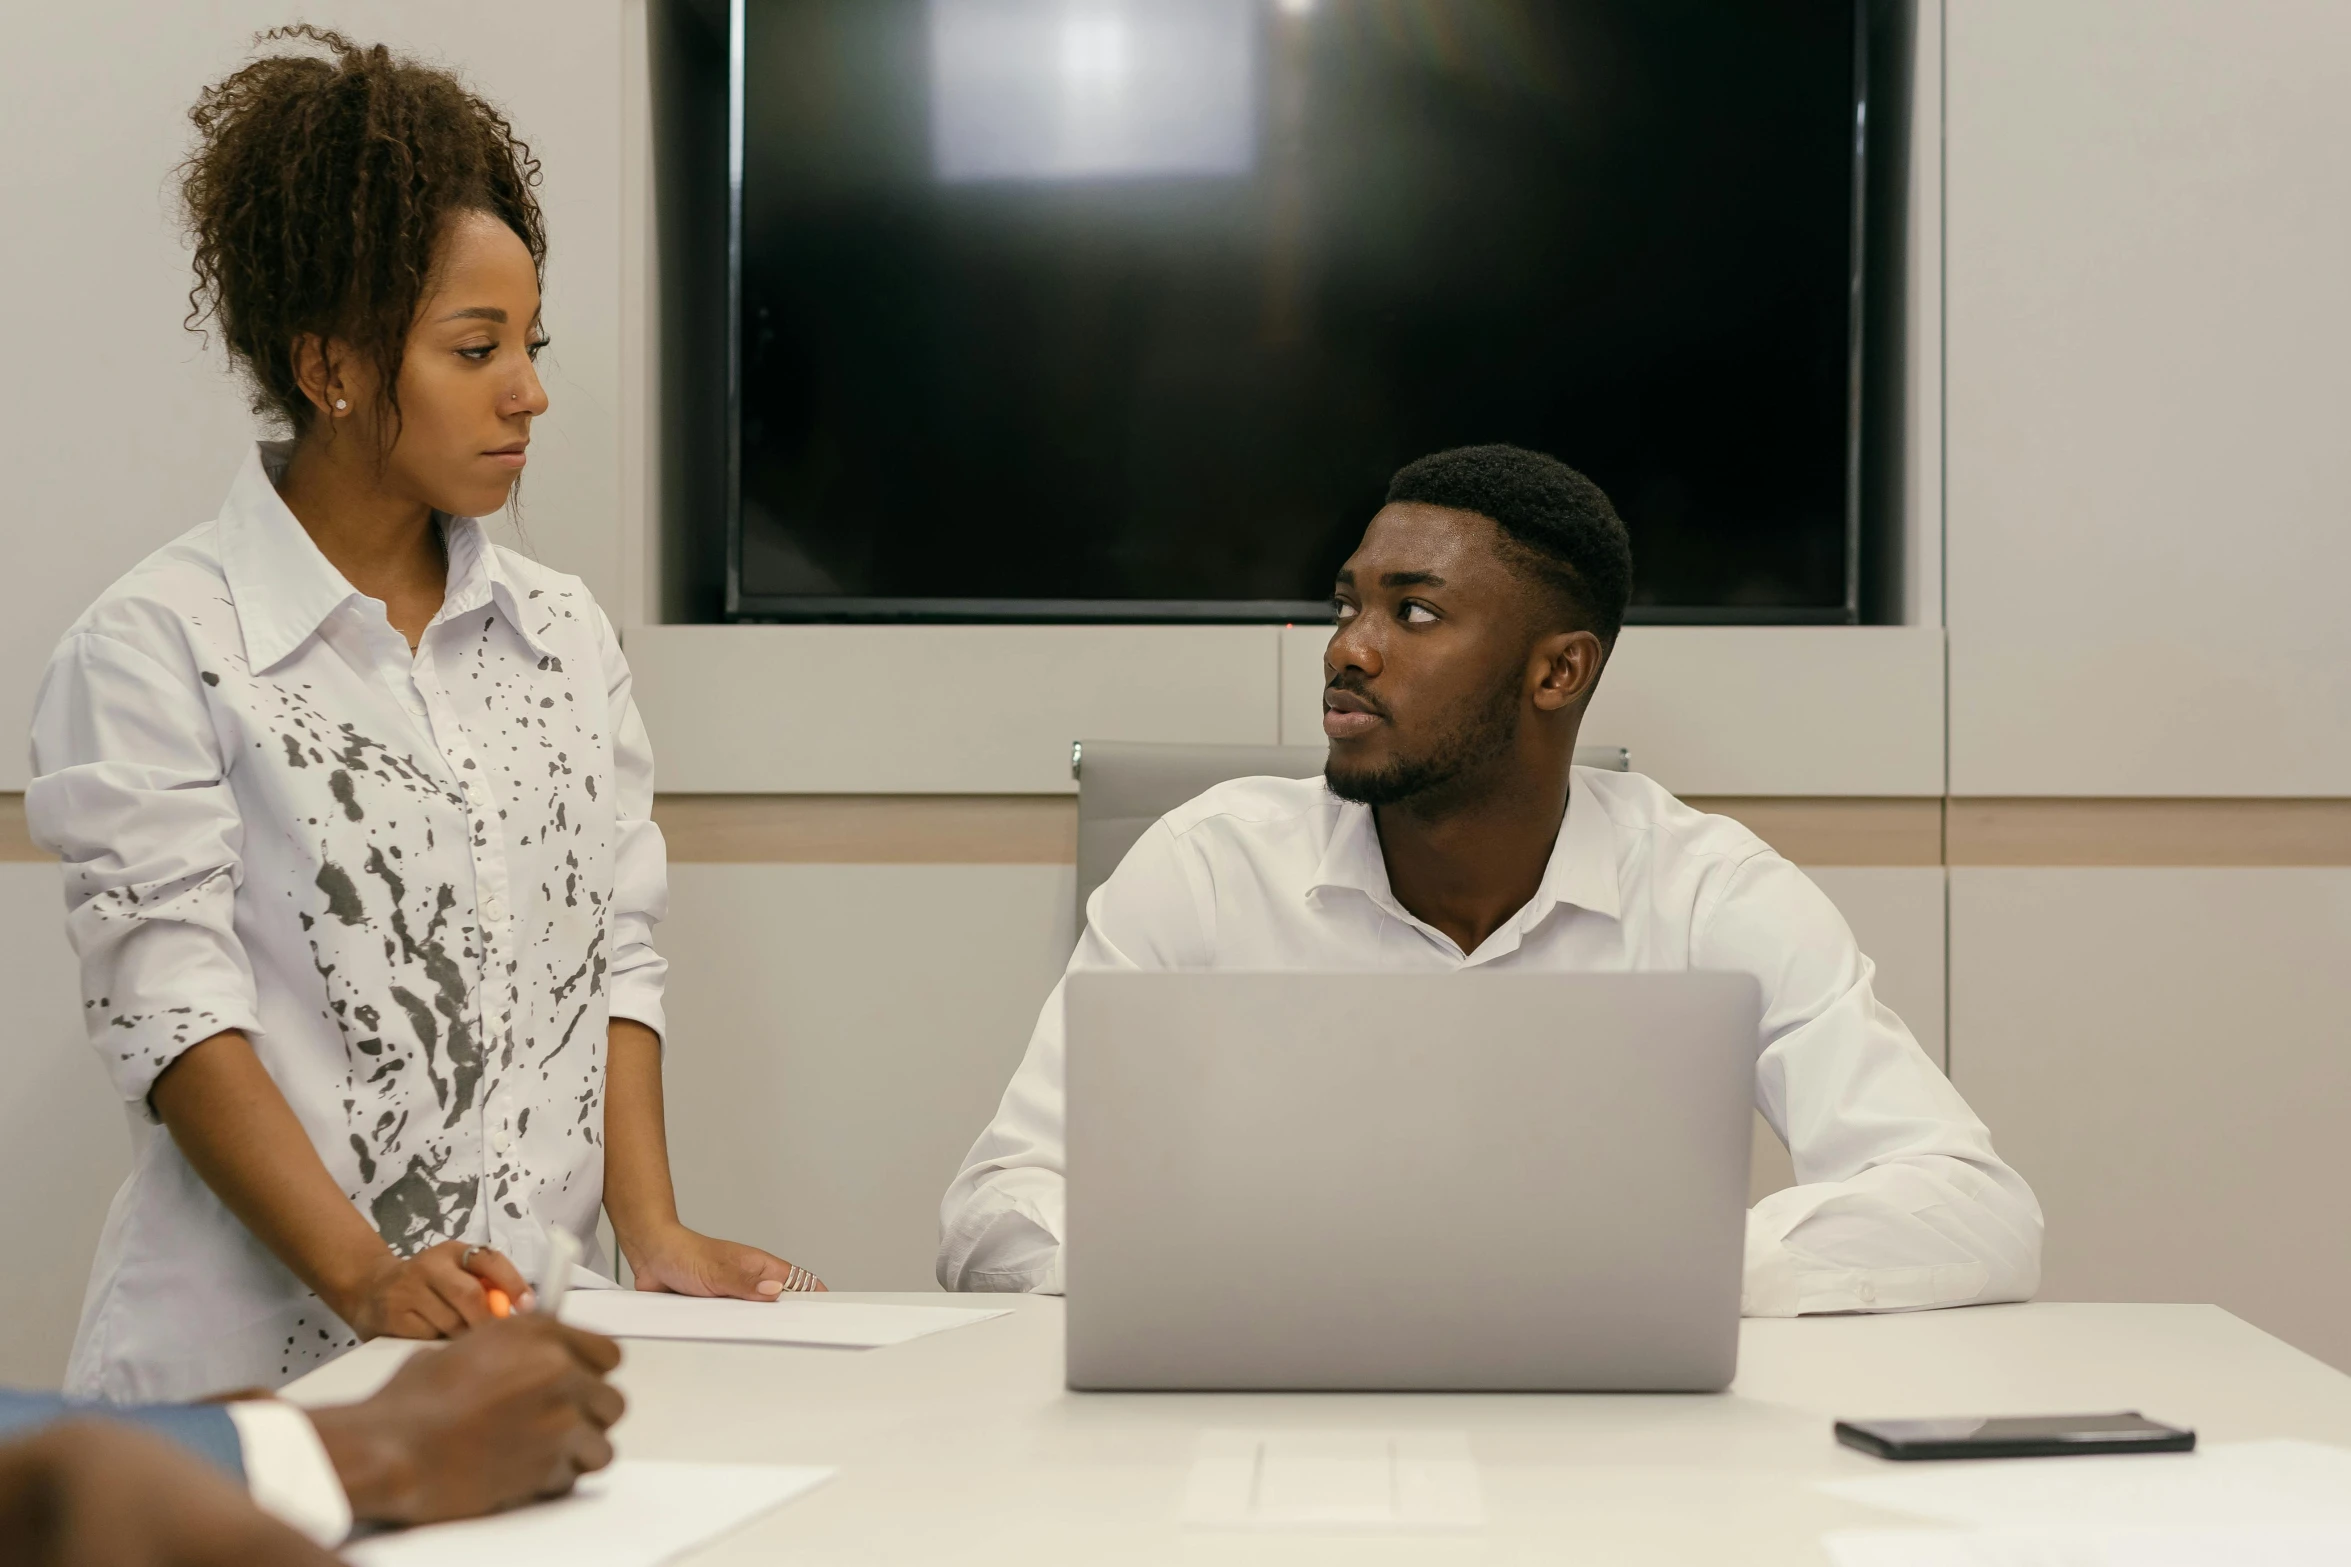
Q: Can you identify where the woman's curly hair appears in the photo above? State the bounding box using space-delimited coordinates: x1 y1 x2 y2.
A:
178 25 545 443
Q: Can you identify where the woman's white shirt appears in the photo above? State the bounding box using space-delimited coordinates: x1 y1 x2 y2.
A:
27 442 667 1402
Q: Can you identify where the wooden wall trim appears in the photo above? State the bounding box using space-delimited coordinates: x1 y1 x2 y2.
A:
653 794 1076 864
0 795 31 862
1683 798 1945 867
1946 798 2351 866
8 793 2349 869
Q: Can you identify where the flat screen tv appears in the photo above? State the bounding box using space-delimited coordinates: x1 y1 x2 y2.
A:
728 0 1882 622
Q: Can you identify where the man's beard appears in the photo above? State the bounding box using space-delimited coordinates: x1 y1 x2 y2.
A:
1324 673 1521 808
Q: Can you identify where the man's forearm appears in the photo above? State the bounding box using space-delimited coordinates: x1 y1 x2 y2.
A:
151 1032 397 1322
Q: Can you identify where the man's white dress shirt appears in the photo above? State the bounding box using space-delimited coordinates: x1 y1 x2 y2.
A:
29 443 666 1401
939 768 2042 1314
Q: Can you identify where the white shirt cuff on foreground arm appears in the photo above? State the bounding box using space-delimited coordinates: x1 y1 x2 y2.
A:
224 1399 354 1548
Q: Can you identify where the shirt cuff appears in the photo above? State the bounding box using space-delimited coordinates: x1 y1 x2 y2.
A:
223 1400 353 1548
606 973 668 1044
1741 1234 1801 1317
1792 1261 1992 1315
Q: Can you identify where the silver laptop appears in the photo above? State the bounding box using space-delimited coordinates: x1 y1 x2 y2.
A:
1063 971 1760 1392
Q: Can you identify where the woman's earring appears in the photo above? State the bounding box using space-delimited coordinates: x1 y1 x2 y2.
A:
333 399 348 412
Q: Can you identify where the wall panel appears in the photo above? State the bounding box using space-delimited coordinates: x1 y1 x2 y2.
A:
633 625 1282 795
1946 0 2351 795
655 863 1076 1290
0 866 132 1387
1951 867 2351 1371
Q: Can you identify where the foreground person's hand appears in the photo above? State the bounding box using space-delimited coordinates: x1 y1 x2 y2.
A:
0 1421 335 1567
304 1313 624 1525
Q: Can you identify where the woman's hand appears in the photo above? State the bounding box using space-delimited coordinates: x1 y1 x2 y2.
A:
600 1020 824 1299
622 1223 825 1298
335 1241 533 1340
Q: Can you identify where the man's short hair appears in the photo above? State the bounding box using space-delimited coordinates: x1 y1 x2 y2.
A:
1385 444 1635 646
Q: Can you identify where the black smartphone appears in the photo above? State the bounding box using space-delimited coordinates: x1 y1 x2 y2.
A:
1834 1412 2196 1461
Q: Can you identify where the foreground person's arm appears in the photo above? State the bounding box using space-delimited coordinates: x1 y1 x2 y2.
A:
1705 851 2045 1316
937 820 1215 1294
301 1314 623 1526
0 1315 624 1548
0 1422 334 1567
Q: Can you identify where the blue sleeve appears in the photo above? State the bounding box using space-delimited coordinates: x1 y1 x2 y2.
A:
0 1388 247 1480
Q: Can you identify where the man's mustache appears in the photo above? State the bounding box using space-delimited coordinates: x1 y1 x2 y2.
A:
1324 671 1392 720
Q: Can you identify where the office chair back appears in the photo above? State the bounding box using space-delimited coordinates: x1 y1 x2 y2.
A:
1070 739 1630 927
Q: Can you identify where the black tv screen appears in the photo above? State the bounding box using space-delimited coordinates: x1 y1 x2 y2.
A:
732 0 1868 621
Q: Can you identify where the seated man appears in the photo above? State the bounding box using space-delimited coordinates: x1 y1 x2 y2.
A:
1 1313 623 1553
939 444 2041 1315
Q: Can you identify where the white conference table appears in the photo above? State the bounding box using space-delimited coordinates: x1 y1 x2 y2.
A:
288 1294 2351 1564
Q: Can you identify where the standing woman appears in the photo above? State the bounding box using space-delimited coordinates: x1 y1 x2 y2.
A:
30 27 819 1404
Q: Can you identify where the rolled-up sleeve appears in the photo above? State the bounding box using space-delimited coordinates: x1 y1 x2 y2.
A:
1700 851 2044 1316
27 631 260 1115
598 611 669 1041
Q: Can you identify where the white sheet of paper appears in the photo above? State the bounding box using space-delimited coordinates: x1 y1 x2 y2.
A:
1818 1441 2351 1533
342 1460 832 1567
1824 1526 2351 1566
559 1291 1008 1348
1183 1430 1484 1531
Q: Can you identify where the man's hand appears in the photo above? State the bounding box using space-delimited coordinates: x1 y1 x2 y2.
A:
305 1314 624 1526
0 1421 335 1567
624 1223 826 1298
334 1240 532 1340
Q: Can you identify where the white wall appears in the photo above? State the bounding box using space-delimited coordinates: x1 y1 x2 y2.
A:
0 867 129 1387
0 0 629 792
1937 0 2351 1373
1951 869 2351 1373
1945 0 2351 796
630 622 1949 796
657 864 1075 1290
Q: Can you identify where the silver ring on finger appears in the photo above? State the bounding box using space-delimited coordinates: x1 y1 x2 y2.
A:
460 1245 487 1270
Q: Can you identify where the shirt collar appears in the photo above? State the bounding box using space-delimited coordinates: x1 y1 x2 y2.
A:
1307 770 1625 929
438 508 559 664
217 441 554 671
217 442 365 674
1541 772 1624 923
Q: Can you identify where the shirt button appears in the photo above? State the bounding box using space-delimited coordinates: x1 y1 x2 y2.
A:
493 1130 514 1154
1857 1280 1878 1306
482 893 507 922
